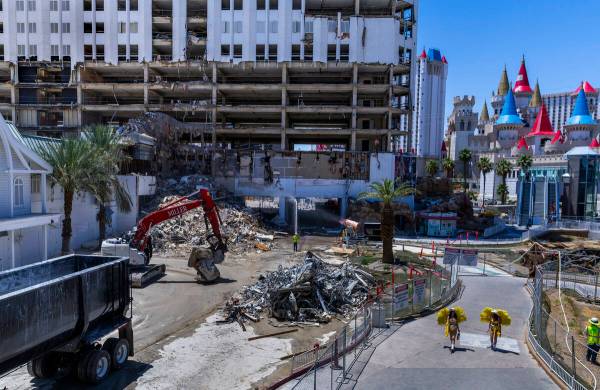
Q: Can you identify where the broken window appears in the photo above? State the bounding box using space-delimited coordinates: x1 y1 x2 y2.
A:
291 45 300 61
340 44 349 62
130 45 138 61
304 44 312 61
256 44 265 61
118 45 127 61
327 45 336 61
233 44 242 59
221 45 230 57
268 44 277 61
292 0 301 10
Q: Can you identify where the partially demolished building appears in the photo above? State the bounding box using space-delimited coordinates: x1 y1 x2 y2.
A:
0 0 418 222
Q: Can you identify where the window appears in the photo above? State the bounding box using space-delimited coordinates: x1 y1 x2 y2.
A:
268 44 277 61
291 44 300 60
84 22 92 33
51 44 59 56
257 0 265 10
118 0 126 10
269 21 278 33
222 21 230 33
29 45 37 57
221 0 230 10
304 44 312 61
256 21 265 33
234 21 242 33
50 0 58 11
119 22 127 33
17 23 25 34
95 22 104 33
31 174 40 194
62 45 70 56
14 178 24 207
118 44 126 60
28 0 36 11
130 22 138 33
221 44 230 57
130 44 138 60
269 0 278 10
16 1 24 11
328 20 337 33
62 0 69 10
292 0 301 10
62 23 70 33
28 23 36 33
256 44 265 60
17 45 25 56
233 44 242 58
341 20 350 34
130 0 138 10
304 21 313 33
292 21 301 33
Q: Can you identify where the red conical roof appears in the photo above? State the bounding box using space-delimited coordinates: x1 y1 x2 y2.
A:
441 55 447 64
513 57 533 94
527 103 555 137
517 136 528 150
551 130 563 144
591 138 600 148
572 81 598 95
419 49 427 59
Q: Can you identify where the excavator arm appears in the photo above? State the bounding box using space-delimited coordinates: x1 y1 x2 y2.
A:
129 189 227 279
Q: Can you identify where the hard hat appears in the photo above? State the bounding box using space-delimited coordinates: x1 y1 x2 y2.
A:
591 317 599 325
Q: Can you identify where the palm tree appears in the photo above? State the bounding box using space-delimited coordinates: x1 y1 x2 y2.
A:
84 125 132 246
359 179 415 264
458 149 472 191
516 154 533 178
442 158 455 178
425 160 439 178
476 157 493 207
495 159 513 204
35 138 98 254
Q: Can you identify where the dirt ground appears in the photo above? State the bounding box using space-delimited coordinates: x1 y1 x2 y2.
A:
0 235 346 390
544 289 600 387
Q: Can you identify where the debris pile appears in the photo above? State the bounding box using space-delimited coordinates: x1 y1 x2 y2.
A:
224 252 375 326
144 175 275 255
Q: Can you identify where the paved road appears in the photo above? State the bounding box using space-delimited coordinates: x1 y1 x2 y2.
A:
355 270 558 389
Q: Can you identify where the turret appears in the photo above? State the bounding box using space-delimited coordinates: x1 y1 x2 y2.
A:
495 88 524 151
526 103 555 155
513 55 534 109
563 86 599 147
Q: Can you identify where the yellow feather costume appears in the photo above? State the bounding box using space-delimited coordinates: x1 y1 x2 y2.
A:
480 307 511 337
437 307 467 337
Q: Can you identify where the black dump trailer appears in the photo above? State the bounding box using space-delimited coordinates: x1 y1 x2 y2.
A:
0 254 133 384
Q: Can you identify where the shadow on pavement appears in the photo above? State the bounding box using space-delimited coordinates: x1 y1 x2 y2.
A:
443 346 475 353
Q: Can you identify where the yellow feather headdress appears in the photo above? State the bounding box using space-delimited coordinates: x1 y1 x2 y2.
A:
480 307 511 326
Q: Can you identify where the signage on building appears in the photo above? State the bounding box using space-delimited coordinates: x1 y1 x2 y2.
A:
413 279 426 305
393 283 409 311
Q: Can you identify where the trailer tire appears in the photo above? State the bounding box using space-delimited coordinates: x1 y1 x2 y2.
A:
78 350 111 384
27 354 58 379
103 338 129 370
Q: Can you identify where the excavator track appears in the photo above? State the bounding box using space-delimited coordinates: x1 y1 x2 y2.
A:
130 264 166 288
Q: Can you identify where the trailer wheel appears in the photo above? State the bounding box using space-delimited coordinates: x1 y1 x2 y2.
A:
78 350 111 384
103 338 129 370
27 354 58 379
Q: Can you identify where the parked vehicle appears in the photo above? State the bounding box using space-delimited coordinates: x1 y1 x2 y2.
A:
0 254 132 384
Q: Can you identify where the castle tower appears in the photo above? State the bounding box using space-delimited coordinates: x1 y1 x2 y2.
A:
491 65 509 118
563 86 599 147
526 103 555 155
528 80 542 120
494 87 524 153
513 56 534 110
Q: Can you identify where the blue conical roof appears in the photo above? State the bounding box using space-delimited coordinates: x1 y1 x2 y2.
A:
496 88 523 125
567 88 596 125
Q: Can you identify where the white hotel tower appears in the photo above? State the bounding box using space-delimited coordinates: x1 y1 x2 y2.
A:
0 0 417 154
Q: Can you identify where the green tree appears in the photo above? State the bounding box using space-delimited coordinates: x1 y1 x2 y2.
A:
495 159 513 204
458 149 472 191
496 183 509 204
84 125 132 247
35 138 98 253
516 154 533 178
359 179 415 264
476 157 493 208
425 160 439 178
442 158 455 178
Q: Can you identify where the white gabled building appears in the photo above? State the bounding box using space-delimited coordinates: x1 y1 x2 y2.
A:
0 116 59 270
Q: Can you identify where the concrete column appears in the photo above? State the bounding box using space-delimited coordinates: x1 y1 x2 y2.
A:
172 0 188 61
242 0 257 61
279 196 286 221
42 225 48 261
211 63 218 145
352 63 358 151
126 0 131 59
339 197 348 219
10 230 15 269
354 0 360 15
300 0 305 59
41 173 47 213
281 63 287 150
335 12 341 61
92 0 97 58
139 0 153 61
143 63 149 104
104 0 119 64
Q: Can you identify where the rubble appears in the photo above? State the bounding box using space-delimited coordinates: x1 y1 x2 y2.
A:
143 174 275 255
224 252 375 326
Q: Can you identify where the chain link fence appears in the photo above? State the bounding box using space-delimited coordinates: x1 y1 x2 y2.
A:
282 260 461 390
531 257 599 390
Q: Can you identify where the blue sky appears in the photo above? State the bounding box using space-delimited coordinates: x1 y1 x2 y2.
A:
417 0 600 119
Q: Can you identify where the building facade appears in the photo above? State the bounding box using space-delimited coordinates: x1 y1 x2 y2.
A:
0 0 417 155
411 47 447 162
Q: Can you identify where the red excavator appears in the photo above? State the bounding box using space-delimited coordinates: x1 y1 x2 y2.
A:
102 188 228 287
